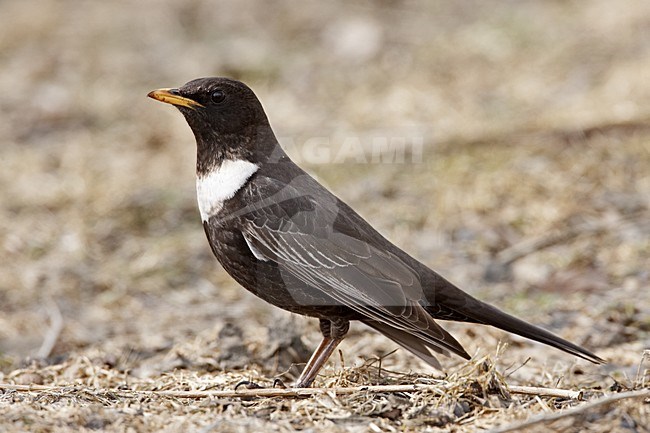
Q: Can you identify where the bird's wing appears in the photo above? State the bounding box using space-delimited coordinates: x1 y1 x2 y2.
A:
234 173 470 361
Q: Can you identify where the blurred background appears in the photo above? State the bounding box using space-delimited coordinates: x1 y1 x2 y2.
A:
1 0 648 404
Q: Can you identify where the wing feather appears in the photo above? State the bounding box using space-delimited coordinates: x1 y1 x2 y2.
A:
236 175 470 361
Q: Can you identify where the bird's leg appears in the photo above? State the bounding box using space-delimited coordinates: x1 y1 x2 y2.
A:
294 318 349 388
293 337 340 388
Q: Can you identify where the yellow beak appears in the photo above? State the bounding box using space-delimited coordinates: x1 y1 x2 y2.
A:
147 88 203 109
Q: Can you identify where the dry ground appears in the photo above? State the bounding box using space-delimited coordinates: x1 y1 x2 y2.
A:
1 1 649 432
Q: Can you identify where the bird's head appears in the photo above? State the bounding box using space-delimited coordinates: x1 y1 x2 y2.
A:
148 77 281 170
148 77 269 136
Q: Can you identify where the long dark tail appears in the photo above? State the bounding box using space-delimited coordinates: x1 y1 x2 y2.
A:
455 300 605 364
423 277 605 364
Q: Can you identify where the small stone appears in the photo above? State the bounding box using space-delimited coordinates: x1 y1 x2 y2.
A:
14 372 44 385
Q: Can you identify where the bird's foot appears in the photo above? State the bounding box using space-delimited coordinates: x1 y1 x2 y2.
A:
272 378 288 389
234 378 292 390
292 379 313 388
234 380 264 390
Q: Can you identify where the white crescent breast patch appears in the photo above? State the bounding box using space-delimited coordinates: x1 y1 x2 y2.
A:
196 159 259 221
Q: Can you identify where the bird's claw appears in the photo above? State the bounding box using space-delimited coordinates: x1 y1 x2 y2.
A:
234 380 264 390
272 378 288 389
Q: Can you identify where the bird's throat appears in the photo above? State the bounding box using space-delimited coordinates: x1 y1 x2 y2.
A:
195 159 259 222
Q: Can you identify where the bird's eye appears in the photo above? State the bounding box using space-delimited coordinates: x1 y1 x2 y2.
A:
210 90 226 104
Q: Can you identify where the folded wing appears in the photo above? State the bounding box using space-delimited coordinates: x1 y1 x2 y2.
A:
237 175 471 365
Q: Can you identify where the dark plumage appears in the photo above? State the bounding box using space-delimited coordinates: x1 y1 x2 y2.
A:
148 77 604 387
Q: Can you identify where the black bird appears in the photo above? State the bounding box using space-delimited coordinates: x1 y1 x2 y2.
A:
148 78 604 387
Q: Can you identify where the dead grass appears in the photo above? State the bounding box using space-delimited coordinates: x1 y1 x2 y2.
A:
1 351 648 432
1 0 649 432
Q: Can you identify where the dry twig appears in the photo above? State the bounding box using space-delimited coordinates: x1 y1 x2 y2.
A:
0 382 584 400
493 211 647 267
488 389 650 433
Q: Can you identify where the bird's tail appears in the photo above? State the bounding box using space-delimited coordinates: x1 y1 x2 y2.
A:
424 281 605 364
459 300 605 364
